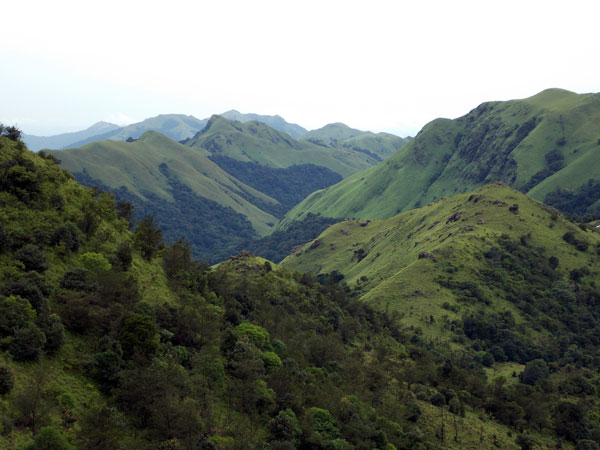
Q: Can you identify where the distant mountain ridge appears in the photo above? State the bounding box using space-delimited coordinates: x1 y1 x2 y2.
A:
221 109 307 138
279 88 600 230
28 110 310 150
22 121 120 150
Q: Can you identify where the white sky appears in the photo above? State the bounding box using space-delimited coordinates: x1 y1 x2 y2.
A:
1 0 599 136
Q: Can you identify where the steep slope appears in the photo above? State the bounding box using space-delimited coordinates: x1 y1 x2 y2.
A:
49 131 280 261
281 89 600 228
22 121 120 150
184 115 381 177
66 114 209 148
221 109 307 138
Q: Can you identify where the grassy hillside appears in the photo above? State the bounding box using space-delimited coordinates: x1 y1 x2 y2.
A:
280 89 600 229
1 132 559 450
49 131 280 261
183 115 382 177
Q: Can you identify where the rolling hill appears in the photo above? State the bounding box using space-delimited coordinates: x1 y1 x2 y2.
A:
279 89 600 230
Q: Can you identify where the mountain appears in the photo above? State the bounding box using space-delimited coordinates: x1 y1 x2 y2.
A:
66 113 209 148
49 131 281 261
183 115 382 177
221 109 307 138
279 89 600 230
22 121 120 150
301 122 411 161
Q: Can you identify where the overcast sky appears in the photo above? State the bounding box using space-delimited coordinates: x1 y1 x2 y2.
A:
2 0 599 136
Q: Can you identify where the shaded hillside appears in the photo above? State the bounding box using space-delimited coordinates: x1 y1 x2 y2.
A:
49 131 280 262
22 121 120 151
280 89 600 229
183 115 382 177
0 133 555 450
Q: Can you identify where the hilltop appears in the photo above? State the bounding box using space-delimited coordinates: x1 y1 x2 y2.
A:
280 89 600 229
221 109 307 138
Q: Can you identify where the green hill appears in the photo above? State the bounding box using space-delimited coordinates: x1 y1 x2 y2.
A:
282 183 600 357
0 131 557 450
49 131 280 261
280 89 600 230
183 115 382 177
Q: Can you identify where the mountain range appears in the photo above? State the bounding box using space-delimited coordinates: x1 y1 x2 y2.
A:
22 109 310 150
49 116 409 261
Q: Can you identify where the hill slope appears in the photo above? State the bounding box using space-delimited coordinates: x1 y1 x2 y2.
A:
283 183 600 346
22 121 120 150
49 131 280 261
280 89 600 229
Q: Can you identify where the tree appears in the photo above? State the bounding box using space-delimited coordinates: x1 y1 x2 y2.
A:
269 409 302 445
119 314 160 359
1 125 22 141
133 215 162 261
9 323 46 361
33 426 74 450
519 359 549 386
0 366 15 395
116 201 135 229
14 244 48 272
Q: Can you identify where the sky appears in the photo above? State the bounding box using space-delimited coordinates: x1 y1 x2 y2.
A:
1 0 600 137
